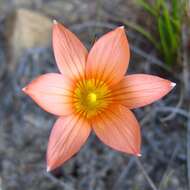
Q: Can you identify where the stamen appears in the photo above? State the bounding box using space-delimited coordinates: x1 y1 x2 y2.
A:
73 79 112 119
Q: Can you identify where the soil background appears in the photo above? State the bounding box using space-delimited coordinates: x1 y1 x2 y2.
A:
0 0 188 190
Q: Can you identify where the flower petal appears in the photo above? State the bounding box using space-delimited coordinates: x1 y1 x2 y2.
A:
112 74 175 109
53 22 88 79
92 106 141 155
47 115 91 171
86 26 130 85
23 73 74 116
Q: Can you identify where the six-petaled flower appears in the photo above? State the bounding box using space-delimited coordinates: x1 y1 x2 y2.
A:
23 20 176 171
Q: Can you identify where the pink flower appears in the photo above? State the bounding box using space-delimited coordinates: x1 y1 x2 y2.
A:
23 20 176 171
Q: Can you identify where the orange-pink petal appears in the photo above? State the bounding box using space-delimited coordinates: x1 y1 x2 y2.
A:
92 106 141 155
22 73 74 116
85 26 130 85
112 74 175 109
53 21 88 79
47 115 91 171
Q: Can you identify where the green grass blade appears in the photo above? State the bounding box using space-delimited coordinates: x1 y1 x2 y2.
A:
162 4 177 51
170 18 180 32
155 0 164 11
158 17 172 65
133 0 184 66
172 0 179 20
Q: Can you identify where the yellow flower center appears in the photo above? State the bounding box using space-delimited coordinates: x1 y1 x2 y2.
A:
87 92 97 104
73 79 112 119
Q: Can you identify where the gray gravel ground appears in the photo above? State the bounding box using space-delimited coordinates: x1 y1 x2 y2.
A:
0 0 188 190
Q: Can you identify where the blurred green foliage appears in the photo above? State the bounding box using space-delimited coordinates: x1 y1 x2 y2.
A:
130 0 187 66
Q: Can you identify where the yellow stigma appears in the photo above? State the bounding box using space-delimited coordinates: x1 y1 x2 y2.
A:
73 79 112 119
87 92 97 104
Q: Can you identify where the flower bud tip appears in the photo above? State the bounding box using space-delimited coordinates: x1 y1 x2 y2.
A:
53 19 58 24
171 82 176 88
119 25 125 29
46 166 51 172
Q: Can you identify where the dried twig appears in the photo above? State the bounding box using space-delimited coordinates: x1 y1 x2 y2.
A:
44 172 74 190
135 158 158 190
112 158 136 190
155 106 190 119
160 89 184 122
71 21 116 32
158 145 179 190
